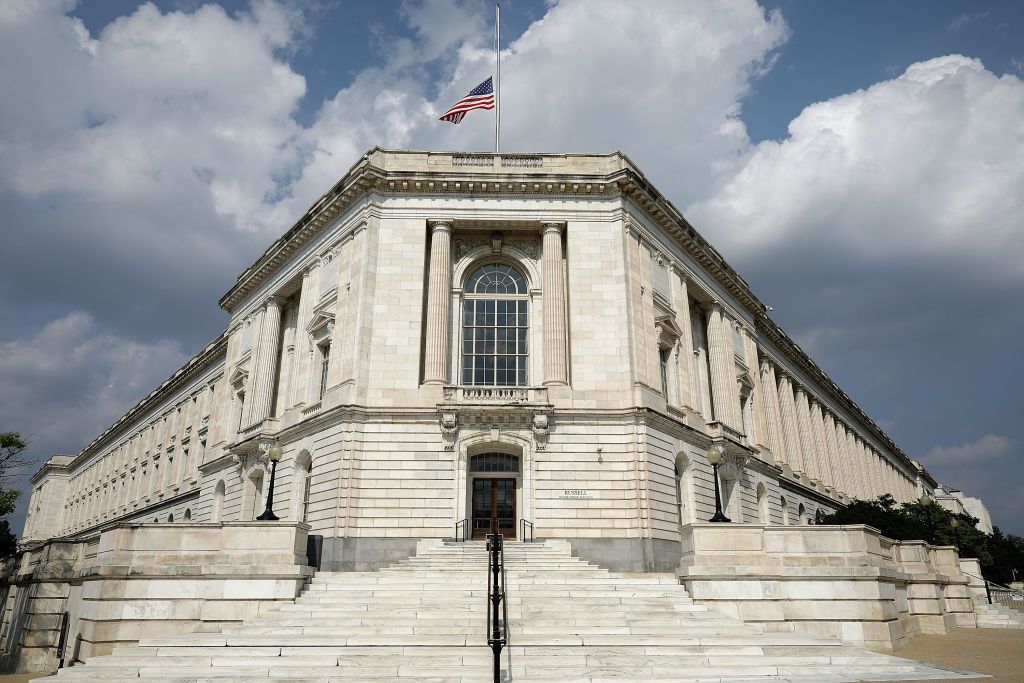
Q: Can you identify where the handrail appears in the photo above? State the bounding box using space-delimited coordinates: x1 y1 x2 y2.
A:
520 518 534 543
962 571 1024 608
454 518 469 543
486 517 508 683
56 611 71 668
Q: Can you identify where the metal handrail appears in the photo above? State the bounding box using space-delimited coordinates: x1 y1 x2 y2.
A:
486 518 508 683
56 611 70 668
962 571 1024 610
454 518 469 543
520 518 534 542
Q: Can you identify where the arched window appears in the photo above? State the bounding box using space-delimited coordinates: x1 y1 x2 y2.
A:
675 454 694 525
183 508 192 521
798 503 808 525
212 480 225 522
167 513 174 523
462 263 529 386
781 495 790 525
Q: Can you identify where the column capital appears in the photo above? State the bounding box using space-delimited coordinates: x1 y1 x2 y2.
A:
265 295 284 310
540 221 564 236
428 219 454 233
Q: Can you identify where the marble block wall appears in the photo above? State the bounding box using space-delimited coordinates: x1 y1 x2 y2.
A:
678 523 977 651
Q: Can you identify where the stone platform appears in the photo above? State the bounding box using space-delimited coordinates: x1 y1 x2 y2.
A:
53 540 982 682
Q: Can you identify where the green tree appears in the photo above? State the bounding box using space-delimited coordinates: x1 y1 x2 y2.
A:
819 494 1022 583
0 432 29 557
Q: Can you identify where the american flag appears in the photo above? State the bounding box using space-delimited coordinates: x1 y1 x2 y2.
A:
438 77 495 124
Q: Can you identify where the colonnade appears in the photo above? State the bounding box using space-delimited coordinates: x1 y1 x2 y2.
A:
60 385 213 534
757 359 917 502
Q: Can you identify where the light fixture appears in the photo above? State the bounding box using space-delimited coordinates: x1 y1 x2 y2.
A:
257 445 284 521
707 445 730 523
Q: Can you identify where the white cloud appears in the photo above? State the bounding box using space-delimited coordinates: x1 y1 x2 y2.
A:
949 11 989 32
922 434 1017 467
281 0 789 215
689 56 1024 283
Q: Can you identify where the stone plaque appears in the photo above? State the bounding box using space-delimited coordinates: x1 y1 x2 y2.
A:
559 489 597 500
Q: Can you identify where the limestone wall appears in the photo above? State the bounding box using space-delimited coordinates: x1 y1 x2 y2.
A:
0 522 312 673
678 523 977 651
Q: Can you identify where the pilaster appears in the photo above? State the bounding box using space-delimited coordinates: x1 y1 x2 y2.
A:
541 222 568 385
423 220 453 384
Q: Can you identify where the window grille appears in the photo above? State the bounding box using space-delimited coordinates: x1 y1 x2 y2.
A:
461 264 528 386
470 453 520 473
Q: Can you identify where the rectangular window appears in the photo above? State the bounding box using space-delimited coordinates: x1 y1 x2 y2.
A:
461 299 528 386
659 347 670 398
319 343 331 400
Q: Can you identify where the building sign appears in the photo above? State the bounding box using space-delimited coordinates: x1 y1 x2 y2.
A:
559 489 597 500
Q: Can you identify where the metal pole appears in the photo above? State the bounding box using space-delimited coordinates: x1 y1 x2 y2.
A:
257 460 279 521
709 463 731 523
495 3 500 153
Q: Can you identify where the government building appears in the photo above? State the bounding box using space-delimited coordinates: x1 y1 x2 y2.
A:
2 150 1009 680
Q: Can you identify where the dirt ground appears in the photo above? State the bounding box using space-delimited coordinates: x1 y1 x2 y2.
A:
0 627 1019 682
891 628 1024 682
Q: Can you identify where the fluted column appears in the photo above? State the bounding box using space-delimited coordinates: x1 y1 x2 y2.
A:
706 303 740 429
760 361 787 465
833 419 854 497
423 220 453 384
823 411 844 495
541 222 568 385
777 372 806 474
808 399 831 487
248 296 283 425
794 386 820 481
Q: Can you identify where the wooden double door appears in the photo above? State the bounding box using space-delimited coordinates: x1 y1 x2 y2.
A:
472 478 516 539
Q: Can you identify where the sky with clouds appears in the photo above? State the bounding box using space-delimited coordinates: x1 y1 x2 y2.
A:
1 0 1022 536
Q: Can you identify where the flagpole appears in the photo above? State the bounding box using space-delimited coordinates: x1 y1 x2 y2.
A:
495 3 500 153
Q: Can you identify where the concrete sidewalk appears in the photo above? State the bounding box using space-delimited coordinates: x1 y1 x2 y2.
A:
892 628 1024 682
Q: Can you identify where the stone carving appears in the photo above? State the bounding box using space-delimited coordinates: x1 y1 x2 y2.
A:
532 412 550 450
455 236 538 260
440 410 458 450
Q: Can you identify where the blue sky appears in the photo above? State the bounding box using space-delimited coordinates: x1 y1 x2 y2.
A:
1 0 1022 537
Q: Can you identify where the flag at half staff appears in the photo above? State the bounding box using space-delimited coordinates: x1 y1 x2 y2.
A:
439 77 495 124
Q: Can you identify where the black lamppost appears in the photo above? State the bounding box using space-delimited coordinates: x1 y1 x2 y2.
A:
257 445 284 521
707 445 731 523
951 517 962 552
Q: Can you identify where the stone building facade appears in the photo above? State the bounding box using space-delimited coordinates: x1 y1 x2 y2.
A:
4 149 993 672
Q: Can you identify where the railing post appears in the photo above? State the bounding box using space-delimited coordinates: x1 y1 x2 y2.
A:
487 517 506 683
985 579 993 605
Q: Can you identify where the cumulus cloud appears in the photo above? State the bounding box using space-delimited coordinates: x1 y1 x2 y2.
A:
922 434 1017 467
0 312 187 523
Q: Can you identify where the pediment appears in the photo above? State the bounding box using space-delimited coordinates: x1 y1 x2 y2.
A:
228 365 249 387
654 314 684 340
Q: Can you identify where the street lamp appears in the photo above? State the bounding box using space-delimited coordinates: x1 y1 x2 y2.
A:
950 517 961 552
707 445 731 523
257 445 284 521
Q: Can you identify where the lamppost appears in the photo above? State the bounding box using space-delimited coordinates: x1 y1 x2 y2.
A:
707 445 731 523
951 517 962 552
919 494 936 545
257 445 284 521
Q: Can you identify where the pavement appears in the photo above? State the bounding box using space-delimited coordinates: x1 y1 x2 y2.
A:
0 627 1018 682
891 628 1024 682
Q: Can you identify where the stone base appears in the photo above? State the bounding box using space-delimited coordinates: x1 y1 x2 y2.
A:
318 537 420 571
567 537 681 572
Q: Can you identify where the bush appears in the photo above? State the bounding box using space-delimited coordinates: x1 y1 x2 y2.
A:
819 494 1023 584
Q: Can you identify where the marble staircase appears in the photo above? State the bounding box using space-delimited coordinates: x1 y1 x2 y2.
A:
55 539 981 682
973 600 1024 629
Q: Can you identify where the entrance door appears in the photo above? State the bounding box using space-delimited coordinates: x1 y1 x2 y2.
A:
472 478 516 539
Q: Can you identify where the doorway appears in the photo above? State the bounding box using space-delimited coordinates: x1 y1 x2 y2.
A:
472 478 516 539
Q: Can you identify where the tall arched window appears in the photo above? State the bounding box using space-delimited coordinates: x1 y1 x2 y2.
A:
293 451 313 523
212 480 225 522
462 263 529 386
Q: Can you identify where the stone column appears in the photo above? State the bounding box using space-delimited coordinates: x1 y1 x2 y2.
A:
777 371 806 474
832 418 853 497
760 361 787 465
794 386 820 482
810 400 834 489
542 222 568 385
423 221 453 384
669 266 694 409
248 296 283 425
823 411 844 495
706 302 740 429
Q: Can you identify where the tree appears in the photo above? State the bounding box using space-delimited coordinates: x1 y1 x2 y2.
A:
819 495 1022 583
0 433 29 557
